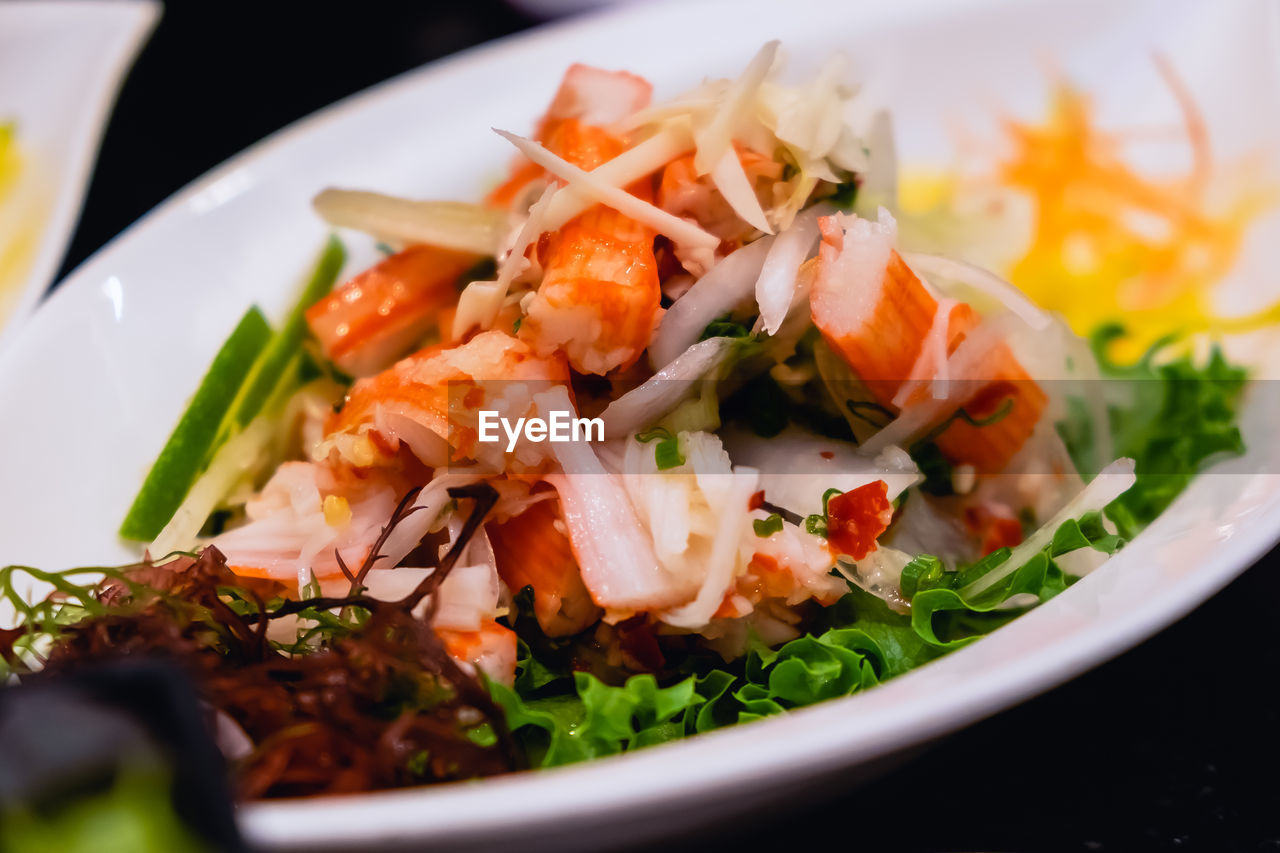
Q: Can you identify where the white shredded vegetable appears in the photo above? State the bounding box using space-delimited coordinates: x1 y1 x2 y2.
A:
903 251 1052 331
755 204 824 334
494 129 719 270
650 235 773 369
960 457 1136 598
693 41 780 174
312 189 505 255
601 336 741 438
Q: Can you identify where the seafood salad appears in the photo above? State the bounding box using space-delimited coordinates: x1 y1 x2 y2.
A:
1 43 1251 795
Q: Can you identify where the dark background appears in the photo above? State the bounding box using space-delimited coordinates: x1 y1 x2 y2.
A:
52 2 1280 850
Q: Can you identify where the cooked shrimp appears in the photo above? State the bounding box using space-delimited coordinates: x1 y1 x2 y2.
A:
323 329 570 471
305 245 482 377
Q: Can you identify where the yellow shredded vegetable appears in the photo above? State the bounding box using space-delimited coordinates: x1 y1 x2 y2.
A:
997 76 1277 355
1 121 43 323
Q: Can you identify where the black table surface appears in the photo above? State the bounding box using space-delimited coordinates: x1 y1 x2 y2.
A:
50 3 1280 850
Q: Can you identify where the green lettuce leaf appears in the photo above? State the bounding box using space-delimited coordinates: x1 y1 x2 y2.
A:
1076 325 1248 538
907 511 1124 648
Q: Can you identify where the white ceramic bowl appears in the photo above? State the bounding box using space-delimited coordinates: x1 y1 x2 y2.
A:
0 0 158 349
1 0 1278 848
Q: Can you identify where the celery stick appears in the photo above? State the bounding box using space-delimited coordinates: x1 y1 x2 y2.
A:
211 235 346 450
119 306 271 541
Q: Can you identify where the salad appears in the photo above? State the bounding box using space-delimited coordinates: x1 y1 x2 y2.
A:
0 44 1253 797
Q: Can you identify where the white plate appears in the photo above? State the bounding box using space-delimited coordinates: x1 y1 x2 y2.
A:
0 0 158 349
1 0 1279 848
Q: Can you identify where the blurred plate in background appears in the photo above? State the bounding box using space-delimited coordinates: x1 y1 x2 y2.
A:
0 0 158 350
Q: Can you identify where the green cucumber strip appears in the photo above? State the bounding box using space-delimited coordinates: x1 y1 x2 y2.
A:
210 235 346 451
118 306 272 541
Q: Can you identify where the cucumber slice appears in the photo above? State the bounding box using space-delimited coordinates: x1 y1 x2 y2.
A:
119 306 271 541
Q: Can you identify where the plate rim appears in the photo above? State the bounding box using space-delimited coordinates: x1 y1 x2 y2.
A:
2 0 1276 847
0 0 160 350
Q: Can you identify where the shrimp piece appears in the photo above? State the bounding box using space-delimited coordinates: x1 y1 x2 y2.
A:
519 119 662 375
487 64 653 210
438 621 519 686
305 245 482 378
812 210 1046 472
323 330 569 472
488 495 600 637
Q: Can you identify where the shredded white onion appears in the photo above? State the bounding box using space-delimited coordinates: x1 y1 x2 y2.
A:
709 146 773 235
960 457 1136 598
693 41 780 174
649 235 773 369
453 185 556 338
601 337 740 438
494 129 719 270
902 251 1052 331
755 204 824 334
541 125 695 232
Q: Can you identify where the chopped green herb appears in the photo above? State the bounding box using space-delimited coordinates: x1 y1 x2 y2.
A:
636 426 685 471
654 436 685 470
804 513 828 538
753 514 784 537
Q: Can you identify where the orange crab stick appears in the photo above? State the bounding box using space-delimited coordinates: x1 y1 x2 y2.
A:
488 497 601 637
812 212 1046 473
518 119 663 375
305 245 481 377
325 330 569 470
486 64 653 210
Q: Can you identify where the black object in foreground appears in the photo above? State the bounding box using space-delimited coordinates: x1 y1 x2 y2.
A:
0 659 243 852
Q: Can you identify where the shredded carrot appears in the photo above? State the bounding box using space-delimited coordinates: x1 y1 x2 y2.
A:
998 75 1277 355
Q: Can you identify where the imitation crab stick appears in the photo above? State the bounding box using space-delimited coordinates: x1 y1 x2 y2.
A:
518 118 663 375
305 245 482 378
324 330 569 470
488 497 601 637
486 64 653 209
438 621 519 686
812 211 1046 472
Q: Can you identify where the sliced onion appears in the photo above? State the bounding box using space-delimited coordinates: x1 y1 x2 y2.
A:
494 129 719 270
312 189 505 256
903 251 1052 330
601 337 740 438
659 469 759 629
960 457 1136 599
453 185 556 338
709 147 773 235
649 235 773 369
542 125 694 231
755 205 824 334
692 41 780 174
